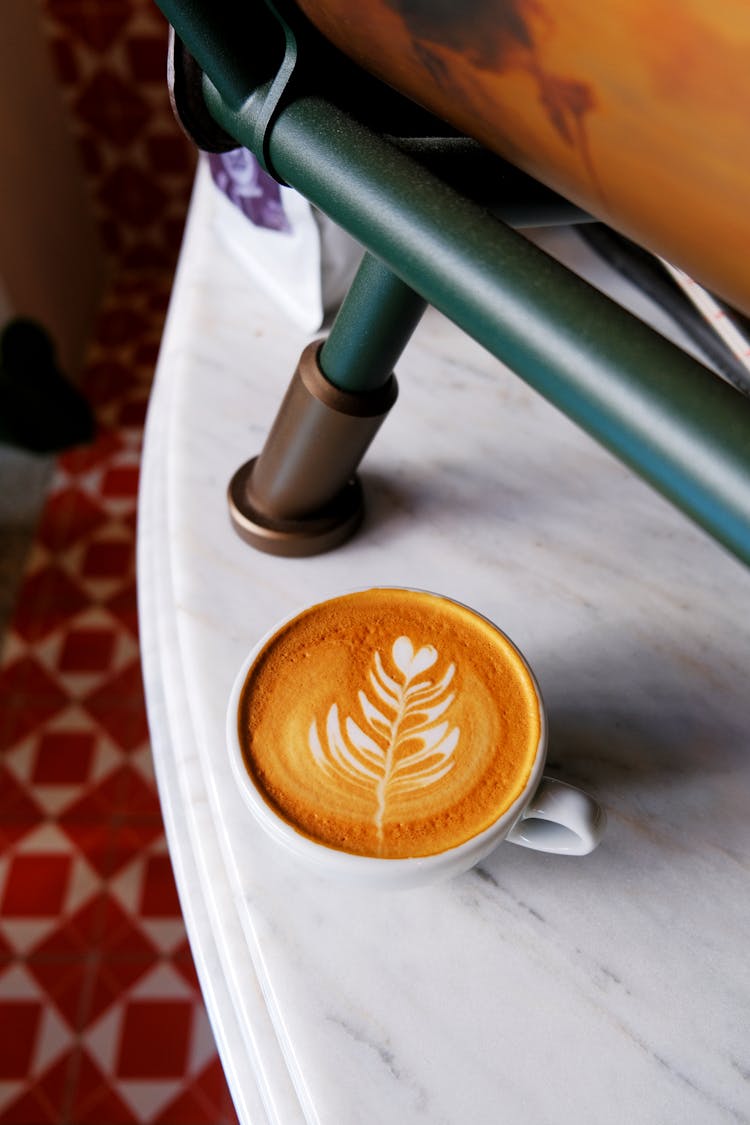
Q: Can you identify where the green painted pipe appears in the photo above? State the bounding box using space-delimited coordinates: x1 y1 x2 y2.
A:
200 84 750 565
320 253 426 393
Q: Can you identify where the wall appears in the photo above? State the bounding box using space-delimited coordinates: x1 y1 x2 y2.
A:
0 0 107 380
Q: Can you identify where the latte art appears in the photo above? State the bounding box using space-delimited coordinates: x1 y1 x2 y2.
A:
308 635 460 843
237 589 541 859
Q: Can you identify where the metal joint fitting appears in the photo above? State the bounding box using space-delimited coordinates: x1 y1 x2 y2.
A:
228 340 398 556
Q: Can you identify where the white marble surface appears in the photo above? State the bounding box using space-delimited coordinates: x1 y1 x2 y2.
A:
139 160 750 1125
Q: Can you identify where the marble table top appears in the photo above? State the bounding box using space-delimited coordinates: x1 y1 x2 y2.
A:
138 159 750 1125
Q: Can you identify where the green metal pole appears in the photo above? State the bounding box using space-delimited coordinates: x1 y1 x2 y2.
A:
203 85 750 565
319 252 427 393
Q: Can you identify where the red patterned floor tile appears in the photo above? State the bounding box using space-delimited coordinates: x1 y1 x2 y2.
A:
58 429 124 476
78 892 159 961
153 1059 240 1125
36 487 107 552
46 0 134 53
122 239 179 272
152 1058 239 1125
0 1079 62 1124
117 397 150 429
1 855 72 918
25 939 91 1031
28 893 158 1033
98 165 167 229
80 359 133 407
0 976 75 1111
59 765 162 876
12 567 90 644
125 34 170 83
32 729 97 785
171 940 200 992
133 338 162 367
104 582 139 637
146 132 195 177
108 275 147 301
71 1059 140 1125
151 1085 220 1125
0 930 13 966
0 660 68 753
73 70 150 147
116 999 193 1079
9 1047 140 1125
121 509 139 536
0 766 45 850
82 661 149 750
0 1000 42 1079
139 855 181 918
81 539 133 580
57 627 118 673
100 464 140 500
0 1046 71 1124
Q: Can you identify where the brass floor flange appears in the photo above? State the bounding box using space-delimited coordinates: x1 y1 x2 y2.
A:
228 457 364 557
227 340 397 557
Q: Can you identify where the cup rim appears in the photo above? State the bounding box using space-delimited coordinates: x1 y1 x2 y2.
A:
226 587 548 886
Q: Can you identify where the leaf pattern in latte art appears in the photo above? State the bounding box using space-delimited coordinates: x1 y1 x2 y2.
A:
308 636 460 841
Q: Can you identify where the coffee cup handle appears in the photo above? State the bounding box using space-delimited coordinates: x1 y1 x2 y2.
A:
505 777 605 856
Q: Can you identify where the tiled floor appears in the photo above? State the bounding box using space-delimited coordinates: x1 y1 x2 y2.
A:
0 270 239 1124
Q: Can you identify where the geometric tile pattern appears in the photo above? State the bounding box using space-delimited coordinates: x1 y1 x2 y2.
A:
0 273 238 1123
40 0 196 271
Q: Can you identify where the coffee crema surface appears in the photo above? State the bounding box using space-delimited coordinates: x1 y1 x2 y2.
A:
237 589 541 859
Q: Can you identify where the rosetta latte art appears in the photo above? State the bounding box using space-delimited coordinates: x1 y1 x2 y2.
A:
239 590 541 858
308 636 460 840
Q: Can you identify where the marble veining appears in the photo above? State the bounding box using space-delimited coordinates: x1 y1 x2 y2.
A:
138 160 750 1124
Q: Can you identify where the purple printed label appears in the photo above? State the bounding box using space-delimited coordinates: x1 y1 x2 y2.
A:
207 150 291 233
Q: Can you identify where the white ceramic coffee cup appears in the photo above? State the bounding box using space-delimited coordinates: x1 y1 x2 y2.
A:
227 590 605 888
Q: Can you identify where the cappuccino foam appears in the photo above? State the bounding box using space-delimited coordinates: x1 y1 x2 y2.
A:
237 589 540 859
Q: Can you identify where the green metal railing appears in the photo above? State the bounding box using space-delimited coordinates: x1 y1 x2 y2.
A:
156 0 750 566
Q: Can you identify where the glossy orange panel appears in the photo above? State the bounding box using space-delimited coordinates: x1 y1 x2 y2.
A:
297 0 750 314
